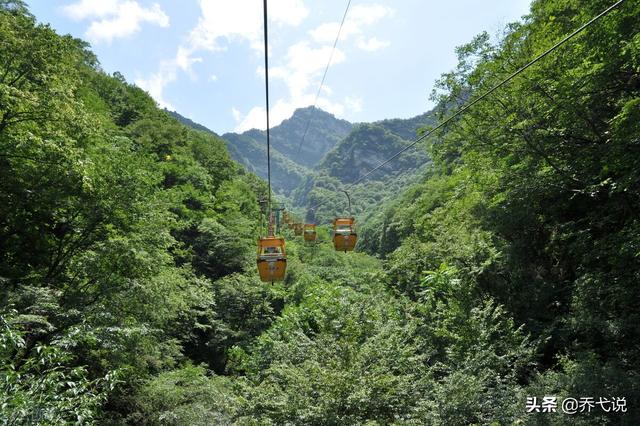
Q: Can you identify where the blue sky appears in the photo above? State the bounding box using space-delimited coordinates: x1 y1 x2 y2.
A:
27 0 532 134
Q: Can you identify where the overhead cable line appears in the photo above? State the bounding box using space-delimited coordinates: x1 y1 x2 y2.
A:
296 0 353 156
308 0 626 214
263 0 273 233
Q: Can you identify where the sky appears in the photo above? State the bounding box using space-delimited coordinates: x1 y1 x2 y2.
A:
27 0 532 134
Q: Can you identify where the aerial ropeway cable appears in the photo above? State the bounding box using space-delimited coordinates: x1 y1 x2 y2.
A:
306 0 627 220
257 0 287 282
278 0 625 256
296 0 353 157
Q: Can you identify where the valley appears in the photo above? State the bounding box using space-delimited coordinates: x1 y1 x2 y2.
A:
2 0 638 424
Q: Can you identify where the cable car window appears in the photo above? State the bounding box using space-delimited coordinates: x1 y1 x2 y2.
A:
261 246 282 255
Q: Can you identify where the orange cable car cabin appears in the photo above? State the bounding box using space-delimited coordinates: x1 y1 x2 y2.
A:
256 236 287 282
303 223 317 242
332 217 357 252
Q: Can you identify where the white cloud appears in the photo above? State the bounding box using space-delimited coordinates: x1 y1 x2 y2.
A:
188 0 308 53
270 41 345 102
233 4 395 131
233 99 310 132
270 0 309 27
136 0 308 112
136 1 390 130
356 37 390 52
175 46 202 72
62 0 120 20
135 60 176 110
231 107 242 122
209 74 218 82
62 0 169 44
349 4 393 26
344 96 363 113
234 106 265 132
188 1 261 52
309 3 392 45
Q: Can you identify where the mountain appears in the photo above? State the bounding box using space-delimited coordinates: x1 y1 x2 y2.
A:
223 107 352 170
171 107 352 196
289 110 437 223
222 130 310 195
376 110 437 140
269 106 353 167
11 1 637 423
316 122 429 184
221 107 352 195
170 105 437 209
166 110 218 135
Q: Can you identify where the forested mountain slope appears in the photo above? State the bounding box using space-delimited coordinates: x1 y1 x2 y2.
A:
178 105 436 211
0 3 266 421
169 94 435 213
267 106 353 167
317 123 428 183
358 0 640 422
217 107 352 195
292 110 437 224
222 129 311 196
169 110 313 196
2 0 639 424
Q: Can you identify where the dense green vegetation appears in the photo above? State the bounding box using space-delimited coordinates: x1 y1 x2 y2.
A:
1 0 639 424
285 111 436 224
317 123 428 184
216 103 432 199
360 0 640 422
221 129 310 196
0 2 265 422
293 170 427 225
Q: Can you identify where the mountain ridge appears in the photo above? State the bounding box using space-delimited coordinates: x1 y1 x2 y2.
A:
172 106 436 206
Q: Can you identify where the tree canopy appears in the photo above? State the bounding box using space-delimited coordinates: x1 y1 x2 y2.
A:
1 0 639 424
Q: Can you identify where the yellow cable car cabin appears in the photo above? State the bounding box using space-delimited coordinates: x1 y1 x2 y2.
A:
332 217 357 252
303 224 317 242
294 223 303 236
256 236 287 282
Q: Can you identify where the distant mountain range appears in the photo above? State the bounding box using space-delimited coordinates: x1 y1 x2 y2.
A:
170 106 436 214
222 107 352 194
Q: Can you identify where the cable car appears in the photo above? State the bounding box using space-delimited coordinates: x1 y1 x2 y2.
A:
303 224 317 242
332 217 357 252
294 223 303 236
256 236 287 282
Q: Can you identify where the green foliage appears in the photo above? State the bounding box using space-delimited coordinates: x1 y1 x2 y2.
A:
233 277 433 424
318 123 428 184
2 0 638 423
523 352 639 425
222 130 311 195
0 312 113 424
0 5 263 421
359 0 640 422
128 365 238 425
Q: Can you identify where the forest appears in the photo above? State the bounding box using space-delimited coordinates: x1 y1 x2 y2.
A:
1 0 639 424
